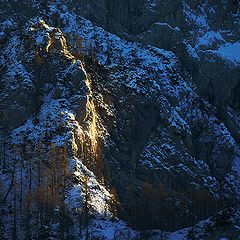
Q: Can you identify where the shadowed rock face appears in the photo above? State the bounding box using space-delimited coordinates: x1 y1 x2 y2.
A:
66 2 240 230
71 0 240 172
70 0 240 111
0 0 240 236
82 55 237 230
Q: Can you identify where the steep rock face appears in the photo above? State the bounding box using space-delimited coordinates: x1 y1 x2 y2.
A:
81 40 237 230
0 15 119 239
0 1 240 239
69 0 240 137
59 6 239 230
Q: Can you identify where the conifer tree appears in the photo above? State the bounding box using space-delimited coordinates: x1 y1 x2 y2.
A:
109 187 119 218
83 176 91 240
2 111 9 170
36 141 43 229
0 178 6 239
12 145 18 240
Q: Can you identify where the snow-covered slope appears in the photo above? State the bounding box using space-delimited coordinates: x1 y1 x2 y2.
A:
0 0 240 239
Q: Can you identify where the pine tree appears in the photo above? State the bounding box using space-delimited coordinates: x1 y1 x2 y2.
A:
26 143 33 192
62 142 69 188
25 187 32 239
109 187 119 218
36 141 43 229
58 203 73 239
2 111 9 170
12 145 18 240
19 147 23 214
49 143 56 206
83 176 91 240
0 179 6 239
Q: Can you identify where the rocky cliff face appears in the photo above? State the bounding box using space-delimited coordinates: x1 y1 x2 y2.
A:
0 1 240 239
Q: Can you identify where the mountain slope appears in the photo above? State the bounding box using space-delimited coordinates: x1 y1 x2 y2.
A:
0 1 240 239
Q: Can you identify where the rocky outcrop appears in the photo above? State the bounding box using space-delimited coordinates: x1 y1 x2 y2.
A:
0 1 240 239
82 47 237 230
69 0 240 137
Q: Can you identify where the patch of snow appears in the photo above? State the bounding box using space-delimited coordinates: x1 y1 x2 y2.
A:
89 219 136 240
146 0 158 10
155 22 181 32
35 33 45 44
195 31 225 48
183 1 209 30
167 228 188 240
185 42 199 59
66 157 112 217
214 42 240 63
4 35 33 87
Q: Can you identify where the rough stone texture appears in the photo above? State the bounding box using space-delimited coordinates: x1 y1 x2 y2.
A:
0 0 240 239
69 0 240 124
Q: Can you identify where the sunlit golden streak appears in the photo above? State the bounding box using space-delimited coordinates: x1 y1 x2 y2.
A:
81 63 99 155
